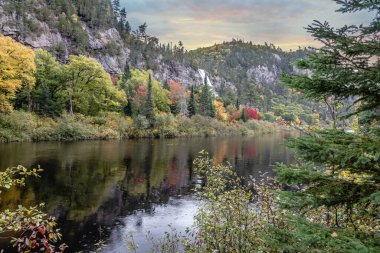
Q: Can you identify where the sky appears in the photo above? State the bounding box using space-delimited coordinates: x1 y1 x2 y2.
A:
120 0 372 51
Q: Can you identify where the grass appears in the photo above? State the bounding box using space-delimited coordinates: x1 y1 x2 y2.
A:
0 111 281 143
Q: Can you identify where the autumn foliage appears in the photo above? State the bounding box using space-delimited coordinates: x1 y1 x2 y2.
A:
244 107 259 120
168 80 188 105
214 100 228 121
0 35 36 112
229 110 241 121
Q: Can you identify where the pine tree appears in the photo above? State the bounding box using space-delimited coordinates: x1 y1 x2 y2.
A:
200 76 213 117
188 85 196 117
145 74 155 126
112 0 120 17
241 108 248 122
125 21 131 34
124 96 132 116
163 80 170 90
119 7 127 31
120 60 132 89
235 98 240 110
209 98 216 118
205 76 216 118
270 1 380 251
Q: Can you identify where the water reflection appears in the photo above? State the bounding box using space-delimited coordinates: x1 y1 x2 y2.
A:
0 132 295 252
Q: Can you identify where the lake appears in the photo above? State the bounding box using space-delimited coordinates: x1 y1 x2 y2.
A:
0 132 295 253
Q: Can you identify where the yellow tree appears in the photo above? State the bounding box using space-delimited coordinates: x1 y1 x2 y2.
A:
214 100 228 121
0 35 36 112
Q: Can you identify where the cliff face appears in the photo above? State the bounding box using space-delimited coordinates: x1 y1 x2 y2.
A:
0 2 128 73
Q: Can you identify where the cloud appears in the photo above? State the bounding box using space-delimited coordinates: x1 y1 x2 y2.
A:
120 0 373 50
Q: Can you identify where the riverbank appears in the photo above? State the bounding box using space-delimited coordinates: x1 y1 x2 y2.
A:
0 111 281 143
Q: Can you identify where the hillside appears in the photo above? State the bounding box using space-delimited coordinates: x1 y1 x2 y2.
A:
0 0 316 118
183 41 309 110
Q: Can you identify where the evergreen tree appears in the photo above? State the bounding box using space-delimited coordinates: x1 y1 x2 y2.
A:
118 7 127 31
188 85 197 117
200 76 211 116
235 98 240 110
124 96 132 116
163 80 170 90
241 108 248 122
112 0 120 17
199 76 216 118
270 1 380 251
125 21 131 34
209 98 216 118
144 74 155 126
120 60 132 89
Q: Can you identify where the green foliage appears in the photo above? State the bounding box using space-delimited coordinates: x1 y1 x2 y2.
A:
199 78 215 118
163 80 170 90
2 0 318 121
124 69 171 114
274 1 380 251
154 113 179 138
183 40 309 112
262 111 276 122
128 152 282 252
133 149 378 252
0 166 67 252
0 110 280 142
187 85 197 117
145 74 156 126
0 165 42 194
30 50 65 116
120 61 132 89
62 55 126 115
282 4 379 119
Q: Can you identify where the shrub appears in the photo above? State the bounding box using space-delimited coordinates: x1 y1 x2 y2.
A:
244 107 259 120
55 114 98 141
0 166 67 252
263 112 276 122
154 113 179 138
133 115 150 130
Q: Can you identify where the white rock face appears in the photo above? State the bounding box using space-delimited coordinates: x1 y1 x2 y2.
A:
154 61 202 87
0 3 129 73
247 65 280 84
88 28 130 73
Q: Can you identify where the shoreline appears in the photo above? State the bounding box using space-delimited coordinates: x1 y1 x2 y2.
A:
0 111 285 144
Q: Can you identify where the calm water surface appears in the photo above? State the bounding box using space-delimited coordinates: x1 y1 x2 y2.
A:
0 133 295 252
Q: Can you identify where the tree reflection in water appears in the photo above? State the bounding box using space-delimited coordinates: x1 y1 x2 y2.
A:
0 132 296 252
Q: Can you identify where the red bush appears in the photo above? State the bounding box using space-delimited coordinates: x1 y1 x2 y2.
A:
244 108 260 120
